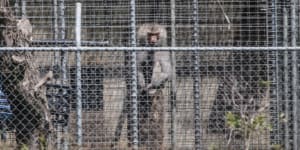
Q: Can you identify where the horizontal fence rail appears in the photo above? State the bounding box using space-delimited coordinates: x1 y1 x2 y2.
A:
0 47 300 51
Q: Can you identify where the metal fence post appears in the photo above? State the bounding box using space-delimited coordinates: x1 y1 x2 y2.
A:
53 0 60 66
52 1 61 149
53 0 58 41
283 5 290 150
14 0 19 18
170 0 177 149
75 3 82 149
21 0 26 17
193 0 201 149
129 0 138 149
291 0 298 148
60 0 67 84
59 1 69 149
270 0 280 147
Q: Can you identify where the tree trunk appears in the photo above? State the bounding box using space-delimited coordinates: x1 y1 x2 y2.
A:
0 1 53 149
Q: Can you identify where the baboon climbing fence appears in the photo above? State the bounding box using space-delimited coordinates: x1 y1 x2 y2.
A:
0 0 299 150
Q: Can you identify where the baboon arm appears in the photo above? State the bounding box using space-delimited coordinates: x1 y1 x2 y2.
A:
138 71 146 88
147 56 172 89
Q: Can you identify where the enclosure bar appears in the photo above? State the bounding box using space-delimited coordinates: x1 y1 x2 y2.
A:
75 3 83 149
59 0 67 85
53 0 58 41
192 0 201 149
2 47 300 51
60 0 66 40
271 0 278 46
59 0 67 80
21 0 26 17
129 0 138 149
270 0 280 146
53 0 60 66
171 0 176 47
170 0 177 149
291 0 298 148
30 40 109 46
59 0 69 149
52 0 61 149
14 0 19 18
283 6 290 150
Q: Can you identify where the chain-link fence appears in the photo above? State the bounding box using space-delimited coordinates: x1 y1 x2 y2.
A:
0 0 299 150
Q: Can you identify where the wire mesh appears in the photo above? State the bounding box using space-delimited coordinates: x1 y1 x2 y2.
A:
0 0 298 150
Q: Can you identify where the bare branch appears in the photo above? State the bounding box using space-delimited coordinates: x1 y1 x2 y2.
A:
216 0 231 29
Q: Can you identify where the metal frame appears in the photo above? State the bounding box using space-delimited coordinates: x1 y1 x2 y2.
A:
0 47 300 51
5 0 300 149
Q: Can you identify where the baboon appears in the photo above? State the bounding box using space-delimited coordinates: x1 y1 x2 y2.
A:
136 23 171 91
112 24 171 149
135 23 171 149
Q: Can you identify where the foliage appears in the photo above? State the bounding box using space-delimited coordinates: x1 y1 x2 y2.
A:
226 112 271 132
20 144 29 150
270 144 284 150
38 134 47 150
208 144 219 150
224 78 271 150
226 111 272 136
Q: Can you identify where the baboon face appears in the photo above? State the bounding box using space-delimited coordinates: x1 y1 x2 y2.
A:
147 32 160 46
137 24 167 47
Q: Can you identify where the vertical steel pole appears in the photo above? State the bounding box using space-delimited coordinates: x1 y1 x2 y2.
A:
193 0 201 149
53 0 60 66
271 0 280 146
21 0 26 17
14 0 19 18
53 0 58 41
60 0 67 83
53 1 61 149
283 5 290 150
59 1 69 149
291 0 298 148
75 3 82 150
271 0 278 46
170 0 177 149
59 0 66 41
130 0 138 149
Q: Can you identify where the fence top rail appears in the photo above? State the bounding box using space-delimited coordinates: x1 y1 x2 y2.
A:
0 47 299 51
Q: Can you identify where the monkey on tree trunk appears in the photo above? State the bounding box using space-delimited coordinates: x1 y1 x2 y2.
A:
112 24 171 149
